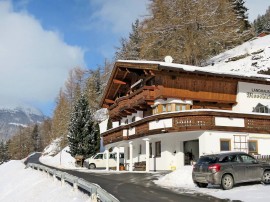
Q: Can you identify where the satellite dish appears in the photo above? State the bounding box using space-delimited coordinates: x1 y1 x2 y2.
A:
164 56 173 63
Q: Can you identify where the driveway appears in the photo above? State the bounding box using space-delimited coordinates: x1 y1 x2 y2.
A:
27 153 228 202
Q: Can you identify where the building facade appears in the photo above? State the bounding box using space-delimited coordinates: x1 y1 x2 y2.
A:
99 60 270 171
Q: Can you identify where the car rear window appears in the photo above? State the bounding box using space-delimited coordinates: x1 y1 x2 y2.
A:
197 156 218 164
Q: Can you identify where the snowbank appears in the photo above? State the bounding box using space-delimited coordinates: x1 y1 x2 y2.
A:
155 166 270 202
0 161 88 202
40 146 79 169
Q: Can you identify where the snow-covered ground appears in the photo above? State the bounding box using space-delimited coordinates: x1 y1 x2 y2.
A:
206 35 270 74
155 166 270 202
40 145 79 169
0 160 89 202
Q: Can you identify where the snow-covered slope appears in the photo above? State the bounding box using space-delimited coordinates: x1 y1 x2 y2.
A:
206 35 270 74
0 161 88 202
0 106 45 141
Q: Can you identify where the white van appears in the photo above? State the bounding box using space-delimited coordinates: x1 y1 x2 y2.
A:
86 152 124 169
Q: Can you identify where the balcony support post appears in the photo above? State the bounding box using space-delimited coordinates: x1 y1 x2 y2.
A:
129 141 133 172
143 138 150 172
116 147 120 171
105 149 109 171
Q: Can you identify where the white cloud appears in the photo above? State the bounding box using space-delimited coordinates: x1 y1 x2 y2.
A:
89 0 149 35
0 1 86 108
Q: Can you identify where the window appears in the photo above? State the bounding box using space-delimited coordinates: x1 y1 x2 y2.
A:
182 105 186 110
149 143 152 158
248 140 258 154
139 144 142 154
94 154 103 159
125 119 128 124
153 106 158 114
176 104 181 111
240 154 256 163
220 139 231 151
162 105 166 112
155 141 161 157
132 116 136 122
167 104 172 112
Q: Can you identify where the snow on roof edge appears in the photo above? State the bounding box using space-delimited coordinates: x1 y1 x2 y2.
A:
117 59 270 81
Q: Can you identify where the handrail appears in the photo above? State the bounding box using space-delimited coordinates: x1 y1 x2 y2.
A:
26 163 119 202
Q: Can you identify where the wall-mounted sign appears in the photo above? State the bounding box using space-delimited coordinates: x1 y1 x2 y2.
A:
247 88 270 99
233 82 270 113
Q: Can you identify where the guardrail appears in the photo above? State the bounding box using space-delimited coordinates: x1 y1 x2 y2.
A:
26 163 119 202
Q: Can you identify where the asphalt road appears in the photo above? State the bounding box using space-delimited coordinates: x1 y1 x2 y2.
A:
26 153 228 202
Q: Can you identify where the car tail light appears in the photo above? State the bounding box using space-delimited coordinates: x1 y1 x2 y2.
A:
208 164 221 173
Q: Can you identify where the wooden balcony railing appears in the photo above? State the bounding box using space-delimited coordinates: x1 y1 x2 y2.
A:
109 86 155 120
102 110 270 145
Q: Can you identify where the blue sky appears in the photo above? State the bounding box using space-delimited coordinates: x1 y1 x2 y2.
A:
0 0 269 116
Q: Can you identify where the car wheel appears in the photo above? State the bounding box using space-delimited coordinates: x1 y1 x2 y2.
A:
262 171 270 184
195 182 208 188
221 174 234 190
89 163 96 169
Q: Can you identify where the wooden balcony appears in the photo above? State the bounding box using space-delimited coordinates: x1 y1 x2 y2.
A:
109 86 155 120
102 110 270 145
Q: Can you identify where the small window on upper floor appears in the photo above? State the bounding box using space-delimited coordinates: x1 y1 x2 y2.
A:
167 104 172 112
176 104 181 111
125 119 128 124
132 116 136 122
162 104 166 112
182 105 186 110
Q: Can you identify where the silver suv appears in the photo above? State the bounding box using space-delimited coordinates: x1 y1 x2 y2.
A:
192 152 270 190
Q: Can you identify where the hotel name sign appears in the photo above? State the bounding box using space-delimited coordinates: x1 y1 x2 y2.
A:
247 88 270 99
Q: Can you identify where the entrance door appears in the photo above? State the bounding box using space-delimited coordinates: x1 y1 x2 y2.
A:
184 140 199 165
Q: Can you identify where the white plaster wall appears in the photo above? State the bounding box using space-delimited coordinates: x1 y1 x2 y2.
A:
153 98 193 106
112 121 119 128
120 111 144 125
99 119 108 133
121 118 127 125
257 139 270 155
249 133 270 155
136 111 144 121
199 131 249 155
149 118 172 130
128 127 136 136
233 82 270 112
215 117 245 127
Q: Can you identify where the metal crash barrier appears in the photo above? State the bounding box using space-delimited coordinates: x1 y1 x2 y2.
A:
26 163 119 202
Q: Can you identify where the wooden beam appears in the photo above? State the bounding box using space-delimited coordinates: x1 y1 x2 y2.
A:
146 101 155 105
105 99 115 104
149 70 155 76
113 79 126 85
113 71 129 99
102 104 109 108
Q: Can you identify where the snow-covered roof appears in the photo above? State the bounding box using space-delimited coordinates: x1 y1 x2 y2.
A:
117 57 270 81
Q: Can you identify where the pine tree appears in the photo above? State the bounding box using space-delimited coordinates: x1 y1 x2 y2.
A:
230 0 250 30
32 124 40 151
67 94 99 158
0 140 4 164
115 19 142 60
0 140 10 164
253 6 270 34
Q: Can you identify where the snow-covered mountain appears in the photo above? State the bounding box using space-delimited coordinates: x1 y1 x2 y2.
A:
0 106 45 141
206 35 270 74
